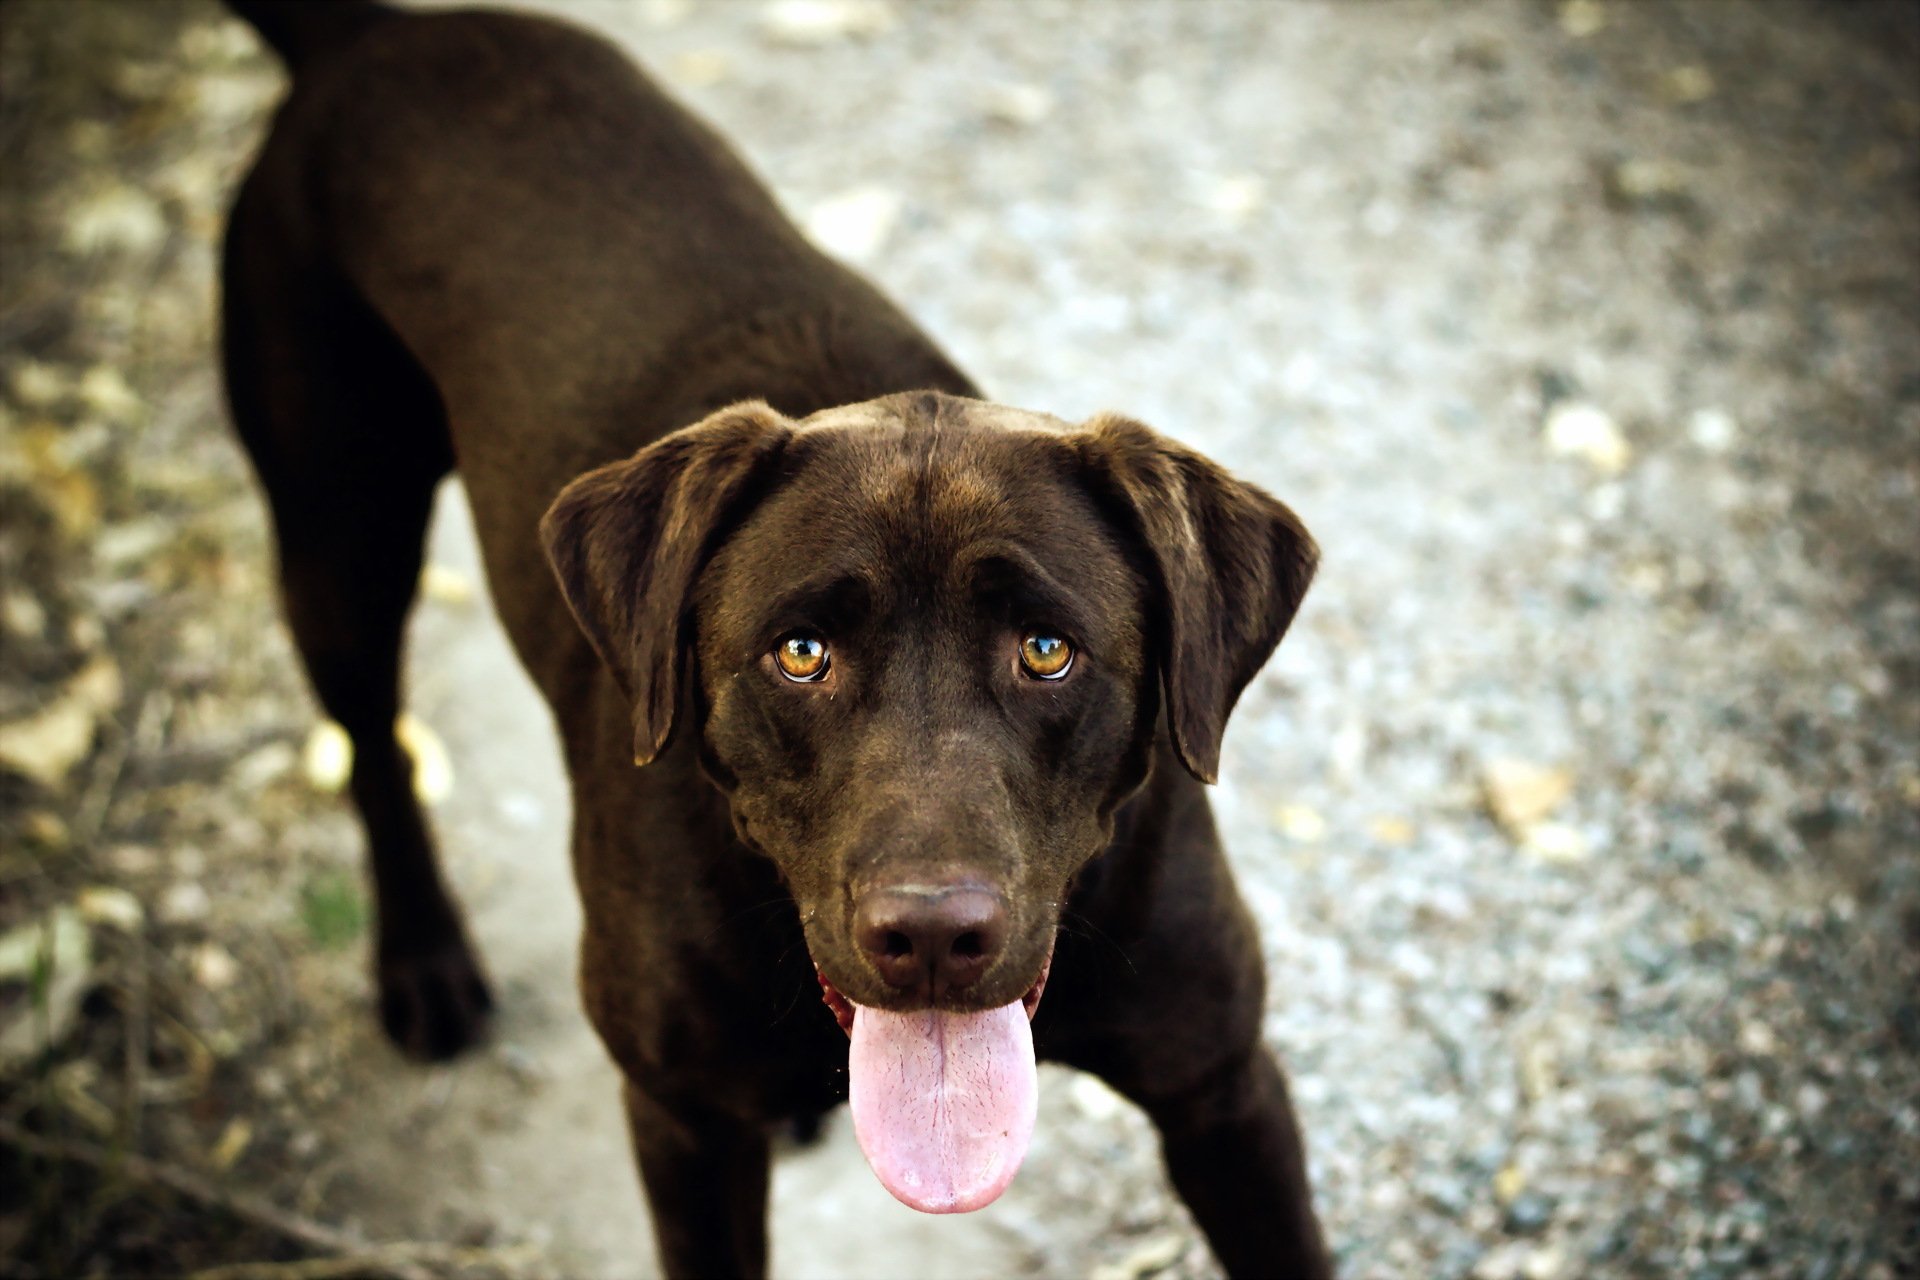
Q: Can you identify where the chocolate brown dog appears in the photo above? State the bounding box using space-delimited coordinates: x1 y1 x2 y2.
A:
220 2 1330 1275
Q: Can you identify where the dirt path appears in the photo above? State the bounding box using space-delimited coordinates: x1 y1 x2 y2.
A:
3 2 1916 1278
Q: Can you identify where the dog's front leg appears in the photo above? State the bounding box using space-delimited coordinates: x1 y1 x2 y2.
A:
1138 1046 1332 1280
622 1081 770 1280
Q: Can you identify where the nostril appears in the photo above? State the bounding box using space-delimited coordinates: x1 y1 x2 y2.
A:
951 931 984 960
881 930 913 959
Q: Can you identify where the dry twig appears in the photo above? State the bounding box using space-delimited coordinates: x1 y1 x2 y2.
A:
0 1117 539 1280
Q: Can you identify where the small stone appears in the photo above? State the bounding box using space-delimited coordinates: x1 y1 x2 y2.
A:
497 1042 552 1087
230 740 298 791
105 843 158 874
1659 65 1715 105
1503 1190 1556 1237
760 0 895 46
62 184 168 257
1071 1072 1127 1121
1607 158 1690 206
983 83 1055 127
1544 402 1631 474
1558 0 1606 38
159 881 212 925
75 886 144 932
1523 822 1590 864
1368 816 1416 845
640 0 692 25
1277 804 1327 842
803 186 902 262
498 790 545 829
1522 1244 1567 1280
1474 1241 1531 1280
666 50 731 89
303 721 353 793
1737 1020 1777 1055
397 713 454 805
1584 482 1626 522
9 359 73 407
418 563 476 606
22 811 70 849
1091 1233 1187 1280
2 591 47 639
1202 174 1266 222
192 942 239 991
1687 407 1737 452
77 365 143 423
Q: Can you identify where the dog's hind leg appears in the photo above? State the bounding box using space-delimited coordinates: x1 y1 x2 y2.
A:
222 181 491 1059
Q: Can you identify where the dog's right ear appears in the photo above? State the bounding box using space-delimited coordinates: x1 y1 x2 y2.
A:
539 401 794 766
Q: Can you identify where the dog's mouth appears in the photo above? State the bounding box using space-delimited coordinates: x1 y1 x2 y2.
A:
812 955 1050 1036
814 951 1051 1215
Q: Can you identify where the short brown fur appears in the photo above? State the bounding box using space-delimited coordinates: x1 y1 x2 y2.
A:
221 3 1329 1276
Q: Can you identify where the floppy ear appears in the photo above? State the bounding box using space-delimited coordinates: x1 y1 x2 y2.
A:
1076 414 1319 784
539 401 794 766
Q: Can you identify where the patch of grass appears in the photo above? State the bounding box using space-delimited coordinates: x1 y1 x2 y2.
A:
298 870 365 951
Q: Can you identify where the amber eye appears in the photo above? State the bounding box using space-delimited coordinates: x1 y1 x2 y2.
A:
1019 632 1074 680
774 633 830 682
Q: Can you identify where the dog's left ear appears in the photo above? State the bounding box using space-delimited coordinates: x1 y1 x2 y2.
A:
1075 413 1319 785
540 401 794 766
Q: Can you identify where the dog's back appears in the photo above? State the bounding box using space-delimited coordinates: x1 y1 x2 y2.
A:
225 0 971 702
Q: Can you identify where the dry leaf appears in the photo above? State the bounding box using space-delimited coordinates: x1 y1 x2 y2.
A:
0 655 122 787
1481 758 1573 834
209 1118 253 1170
0 907 93 1069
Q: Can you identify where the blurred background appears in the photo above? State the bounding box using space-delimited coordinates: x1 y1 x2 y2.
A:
1 1 1916 1277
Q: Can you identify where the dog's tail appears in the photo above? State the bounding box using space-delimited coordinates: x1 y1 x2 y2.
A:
225 0 398 71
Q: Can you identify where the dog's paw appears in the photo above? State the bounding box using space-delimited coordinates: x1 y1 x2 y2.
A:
377 940 495 1060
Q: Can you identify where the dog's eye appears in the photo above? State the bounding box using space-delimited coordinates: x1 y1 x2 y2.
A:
1019 632 1074 680
774 633 830 682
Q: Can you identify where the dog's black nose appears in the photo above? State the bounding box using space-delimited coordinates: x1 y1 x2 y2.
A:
854 883 1009 998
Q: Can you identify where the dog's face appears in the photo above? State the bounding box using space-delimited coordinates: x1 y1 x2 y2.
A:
542 392 1315 1017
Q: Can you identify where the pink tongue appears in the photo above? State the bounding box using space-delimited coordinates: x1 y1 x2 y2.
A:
848 1000 1037 1214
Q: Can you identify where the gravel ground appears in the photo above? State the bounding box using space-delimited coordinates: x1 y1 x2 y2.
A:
2 2 1917 1278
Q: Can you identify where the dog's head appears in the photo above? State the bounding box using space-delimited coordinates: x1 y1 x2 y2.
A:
540 392 1315 1018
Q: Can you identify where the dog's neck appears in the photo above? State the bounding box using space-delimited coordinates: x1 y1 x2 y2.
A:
636 305 979 427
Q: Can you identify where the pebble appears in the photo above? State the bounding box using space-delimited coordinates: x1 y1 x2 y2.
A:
1503 1190 1557 1237
75 885 143 931
802 186 902 262
1544 402 1632 474
759 0 895 46
159 881 212 925
1687 407 1738 452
